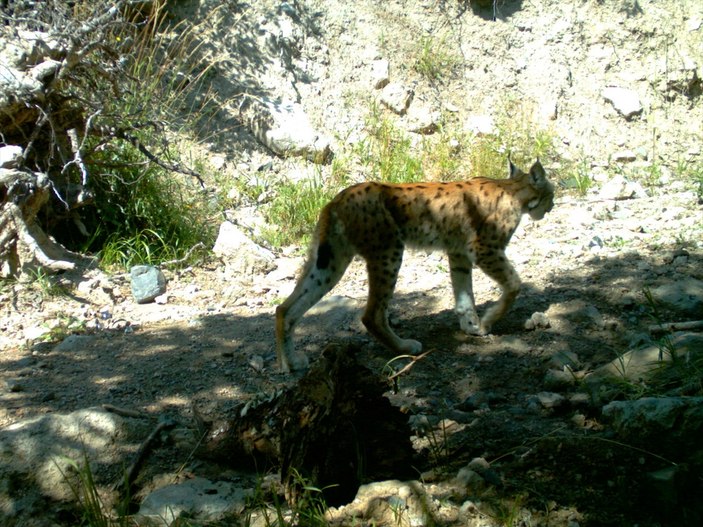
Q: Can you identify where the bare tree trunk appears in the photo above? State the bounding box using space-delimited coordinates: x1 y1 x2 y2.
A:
0 169 78 277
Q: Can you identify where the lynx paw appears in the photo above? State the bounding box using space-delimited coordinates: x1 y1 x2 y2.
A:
459 311 481 335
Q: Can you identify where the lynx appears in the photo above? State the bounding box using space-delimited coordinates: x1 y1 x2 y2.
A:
275 160 554 372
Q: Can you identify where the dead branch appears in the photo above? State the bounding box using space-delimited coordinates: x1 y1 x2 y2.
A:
649 320 703 335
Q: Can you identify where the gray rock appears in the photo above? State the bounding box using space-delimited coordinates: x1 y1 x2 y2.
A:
130 265 167 304
650 278 703 317
584 333 703 400
602 396 703 446
534 391 566 409
54 334 94 353
213 221 275 278
138 477 250 526
0 407 152 504
602 86 643 119
525 311 551 330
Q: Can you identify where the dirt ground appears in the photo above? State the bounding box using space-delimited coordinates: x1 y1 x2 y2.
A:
2 0 703 524
2 184 701 525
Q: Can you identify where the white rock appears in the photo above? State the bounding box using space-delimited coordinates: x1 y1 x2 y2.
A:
406 105 440 134
138 477 250 526
371 58 390 89
465 114 496 136
380 82 413 115
0 145 23 168
213 221 275 277
602 86 642 119
238 96 332 164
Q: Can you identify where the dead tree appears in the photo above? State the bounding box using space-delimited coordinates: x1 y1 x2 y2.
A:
0 1 204 278
200 344 417 506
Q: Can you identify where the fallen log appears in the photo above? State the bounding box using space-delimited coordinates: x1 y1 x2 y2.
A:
199 343 417 506
649 320 703 335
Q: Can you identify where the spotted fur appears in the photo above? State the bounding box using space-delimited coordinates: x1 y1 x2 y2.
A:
275 160 554 372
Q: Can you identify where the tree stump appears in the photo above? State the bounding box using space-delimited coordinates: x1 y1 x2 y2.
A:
200 344 417 506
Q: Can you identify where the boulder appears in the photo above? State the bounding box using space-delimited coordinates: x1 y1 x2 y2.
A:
650 278 703 318
602 396 703 450
0 407 152 506
213 221 275 278
137 477 250 526
237 96 332 164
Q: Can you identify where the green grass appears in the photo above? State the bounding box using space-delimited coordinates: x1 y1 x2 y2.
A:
48 3 219 271
413 34 460 81
82 140 217 270
261 176 342 248
262 98 559 249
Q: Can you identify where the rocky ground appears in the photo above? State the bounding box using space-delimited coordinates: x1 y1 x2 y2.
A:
1 0 702 526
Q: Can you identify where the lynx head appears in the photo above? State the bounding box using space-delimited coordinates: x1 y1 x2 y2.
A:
510 159 554 220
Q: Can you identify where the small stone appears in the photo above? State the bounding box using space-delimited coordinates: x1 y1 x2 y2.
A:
602 86 643 119
536 391 566 409
525 311 550 330
248 355 265 372
380 82 414 115
371 58 390 89
130 265 167 304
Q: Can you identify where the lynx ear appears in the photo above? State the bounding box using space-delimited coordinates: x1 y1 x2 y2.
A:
529 159 547 188
509 159 520 179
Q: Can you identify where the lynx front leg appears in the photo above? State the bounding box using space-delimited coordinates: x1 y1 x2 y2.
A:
476 250 521 335
448 250 481 335
361 250 422 355
275 241 352 372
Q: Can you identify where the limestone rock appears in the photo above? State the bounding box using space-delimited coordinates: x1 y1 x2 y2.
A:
583 333 703 401
0 407 151 503
138 477 250 526
599 173 647 200
238 96 332 164
602 396 703 449
465 114 497 136
650 278 703 318
380 82 413 115
0 145 23 168
371 58 390 89
406 105 440 134
213 221 275 278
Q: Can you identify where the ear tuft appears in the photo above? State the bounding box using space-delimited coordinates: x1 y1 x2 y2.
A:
509 159 519 179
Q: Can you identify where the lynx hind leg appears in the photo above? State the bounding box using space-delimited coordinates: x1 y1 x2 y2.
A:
361 249 422 355
475 250 521 335
448 250 481 335
275 240 352 372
